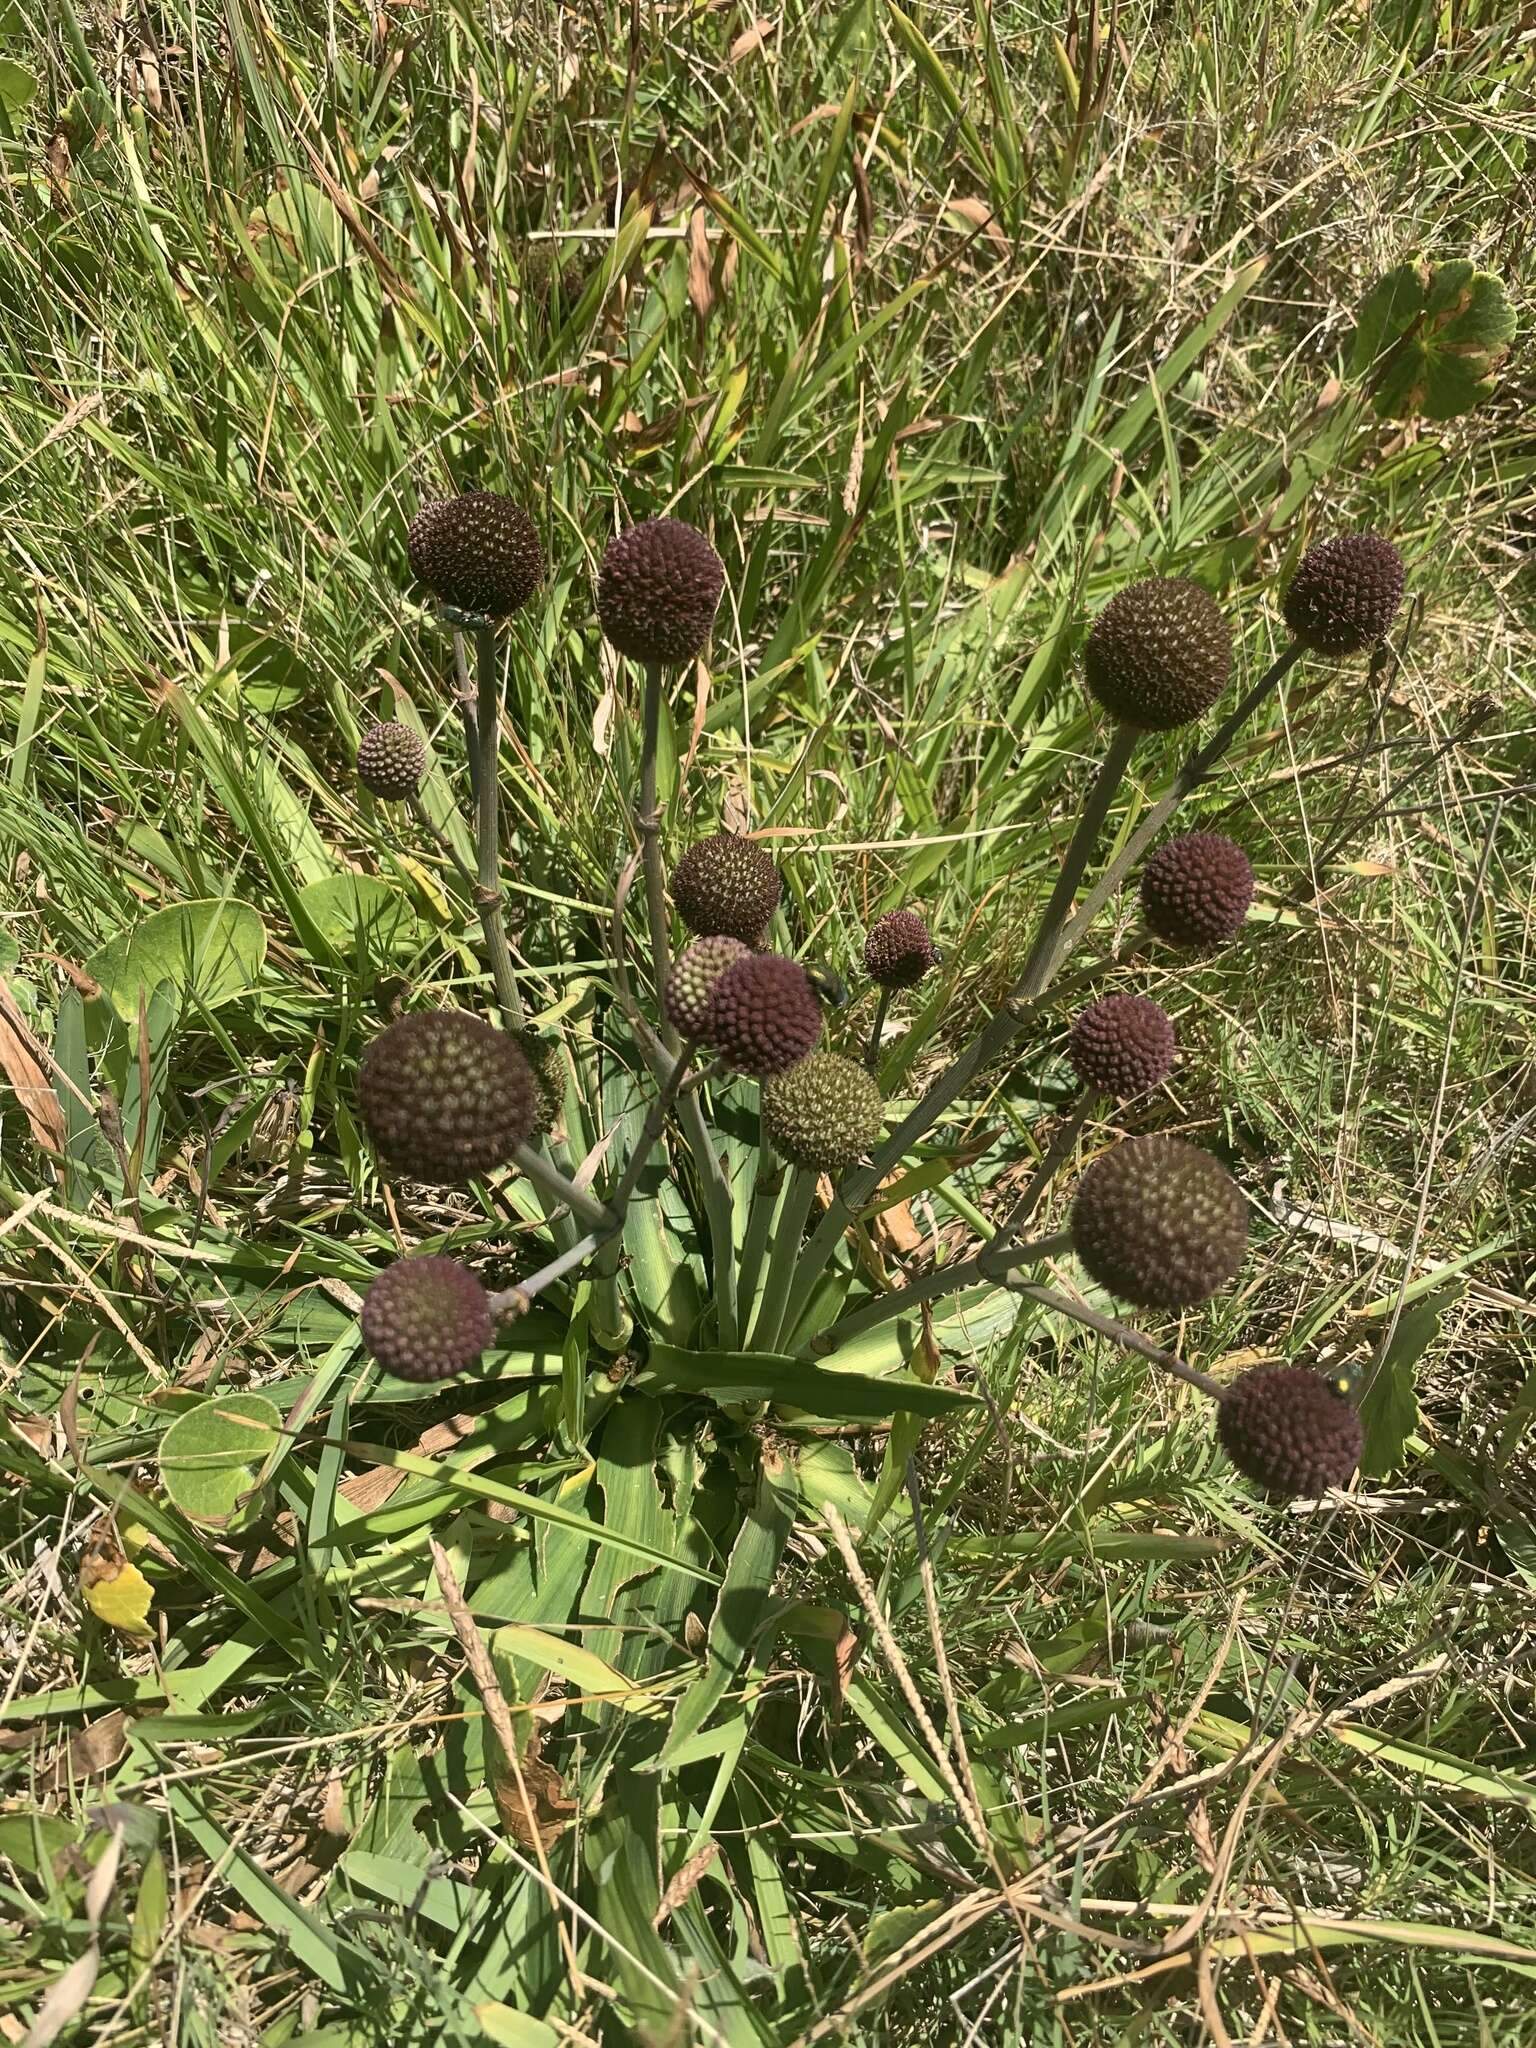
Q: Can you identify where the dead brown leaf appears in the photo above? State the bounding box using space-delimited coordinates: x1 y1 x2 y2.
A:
654 1841 718 1927
0 979 66 1157
492 1725 577 1854
945 194 1009 251
686 204 713 328
338 1413 477 1514
876 1197 925 1258
728 16 777 63
57 1710 129 1787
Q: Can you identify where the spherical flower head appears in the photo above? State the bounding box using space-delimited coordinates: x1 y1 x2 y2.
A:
665 936 751 1039
356 720 427 802
361 1255 494 1382
1068 994 1176 1097
672 833 782 945
1218 1364 1363 1499
598 517 725 665
1140 832 1254 948
1282 534 1405 656
705 954 823 1076
1083 577 1233 731
864 909 938 991
1070 1133 1247 1310
407 492 545 618
358 1010 539 1183
762 1053 884 1173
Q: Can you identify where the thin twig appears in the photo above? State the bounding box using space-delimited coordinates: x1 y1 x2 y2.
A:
822 1504 989 1858
428 1541 583 1989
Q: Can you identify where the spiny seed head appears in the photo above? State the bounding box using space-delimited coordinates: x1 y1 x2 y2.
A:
1141 832 1254 948
361 1255 494 1382
1070 1134 1247 1310
665 936 751 1039
761 1052 884 1173
705 954 823 1076
358 1010 539 1183
521 237 590 309
598 517 725 665
407 492 545 618
1282 534 1405 656
864 909 938 990
672 833 782 945
1218 1364 1363 1499
356 721 426 802
1083 577 1233 731
1068 995 1176 1097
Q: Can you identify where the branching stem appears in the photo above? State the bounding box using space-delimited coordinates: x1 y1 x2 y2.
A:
780 642 1307 1337
1002 1279 1227 1401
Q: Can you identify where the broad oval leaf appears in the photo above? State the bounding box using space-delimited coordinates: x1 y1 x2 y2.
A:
87 900 267 1021
158 1391 282 1528
1350 257 1515 421
296 874 419 957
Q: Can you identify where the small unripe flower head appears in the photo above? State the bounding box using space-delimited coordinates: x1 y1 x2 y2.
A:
359 1010 539 1183
705 953 823 1076
761 1052 884 1172
356 721 426 802
1141 832 1253 948
1282 534 1404 655
361 1255 493 1382
665 936 751 1039
864 909 938 990
1071 1133 1247 1310
407 492 545 617
1068 994 1175 1097
672 833 782 945
1218 1364 1362 1498
1083 577 1232 731
598 518 725 665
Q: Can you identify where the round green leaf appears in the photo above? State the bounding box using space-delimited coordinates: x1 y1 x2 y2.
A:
87 900 267 1022
1350 257 1516 421
297 875 420 956
158 1392 282 1528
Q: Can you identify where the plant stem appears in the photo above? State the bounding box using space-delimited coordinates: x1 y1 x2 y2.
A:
864 987 891 1070
605 1041 700 1215
806 1230 1072 1356
1002 1279 1227 1401
737 1139 784 1339
453 630 480 806
473 624 525 1033
487 1229 610 1319
408 795 476 891
1042 642 1306 978
751 1166 821 1353
781 641 1307 1334
637 659 678 1049
1019 721 1141 994
979 1092 1096 1271
676 1085 739 1349
512 1143 609 1231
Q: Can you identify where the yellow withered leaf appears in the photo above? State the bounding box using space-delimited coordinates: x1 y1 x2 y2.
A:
81 1557 155 1637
